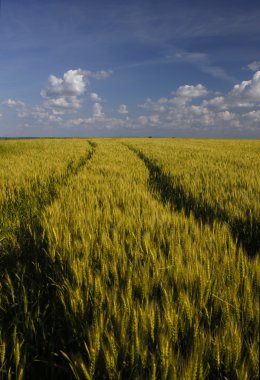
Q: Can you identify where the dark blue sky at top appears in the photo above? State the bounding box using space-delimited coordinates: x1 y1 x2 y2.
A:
0 0 259 137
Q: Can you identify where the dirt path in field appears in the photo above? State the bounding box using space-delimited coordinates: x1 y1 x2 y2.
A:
126 144 259 258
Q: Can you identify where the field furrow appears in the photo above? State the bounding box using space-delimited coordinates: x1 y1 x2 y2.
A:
126 139 260 258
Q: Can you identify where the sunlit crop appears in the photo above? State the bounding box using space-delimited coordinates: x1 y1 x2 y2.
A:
0 138 259 379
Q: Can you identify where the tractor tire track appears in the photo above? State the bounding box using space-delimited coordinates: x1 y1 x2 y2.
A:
126 144 259 258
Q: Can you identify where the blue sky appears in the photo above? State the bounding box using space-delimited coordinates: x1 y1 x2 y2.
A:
0 0 259 138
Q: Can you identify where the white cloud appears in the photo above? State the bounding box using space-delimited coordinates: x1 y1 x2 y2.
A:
86 70 113 80
231 71 260 100
65 118 86 127
41 69 87 98
140 99 165 111
190 105 209 116
140 84 208 110
27 106 62 123
117 104 128 114
2 99 25 108
2 68 260 134
39 68 111 115
1 68 112 128
92 102 104 118
203 71 260 112
218 111 235 121
138 115 149 126
137 75 260 131
40 69 88 114
2 98 63 124
158 97 168 104
44 96 82 111
41 69 112 99
204 96 227 109
149 114 160 125
64 115 136 130
175 84 208 99
90 92 102 102
139 98 167 112
248 61 260 72
243 110 260 122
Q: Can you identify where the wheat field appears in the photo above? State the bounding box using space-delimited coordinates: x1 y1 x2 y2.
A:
0 138 259 379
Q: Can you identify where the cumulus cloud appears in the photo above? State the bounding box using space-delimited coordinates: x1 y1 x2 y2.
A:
149 114 160 125
2 98 63 124
136 72 260 131
139 98 167 112
230 71 260 103
41 69 112 99
39 69 88 114
190 105 209 116
61 72 260 131
41 69 87 98
139 84 208 110
40 69 111 114
22 106 62 123
176 84 208 98
2 99 25 108
219 110 235 121
202 71 260 112
136 114 161 127
243 110 260 122
117 104 128 114
204 96 227 109
137 116 149 126
248 61 260 72
2 68 260 134
44 96 82 111
92 102 104 118
64 115 136 130
1 67 116 132
90 92 102 102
